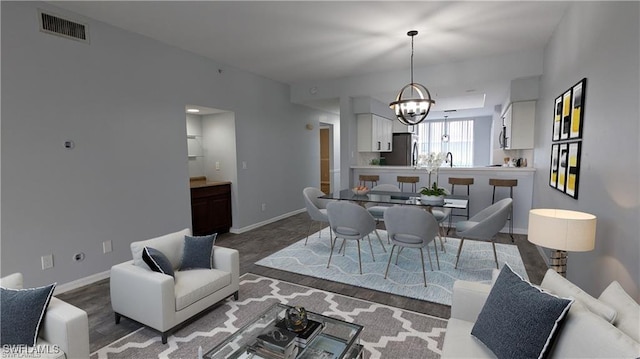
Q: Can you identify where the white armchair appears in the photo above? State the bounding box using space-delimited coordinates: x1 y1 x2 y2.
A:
110 228 239 344
0 273 90 359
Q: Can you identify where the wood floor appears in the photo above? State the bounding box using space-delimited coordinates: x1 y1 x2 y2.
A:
57 212 548 353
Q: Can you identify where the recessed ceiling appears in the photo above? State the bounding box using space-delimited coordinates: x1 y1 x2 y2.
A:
51 1 569 116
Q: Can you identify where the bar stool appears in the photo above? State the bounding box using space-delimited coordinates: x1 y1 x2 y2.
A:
447 177 474 234
489 178 518 241
359 175 379 188
397 176 419 192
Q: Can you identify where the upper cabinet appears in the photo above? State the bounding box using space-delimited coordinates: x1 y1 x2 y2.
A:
357 114 393 152
501 100 536 149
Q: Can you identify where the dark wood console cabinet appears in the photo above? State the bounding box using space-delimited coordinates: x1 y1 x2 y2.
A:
190 182 232 235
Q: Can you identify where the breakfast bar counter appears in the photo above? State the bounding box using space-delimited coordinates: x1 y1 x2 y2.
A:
351 166 536 234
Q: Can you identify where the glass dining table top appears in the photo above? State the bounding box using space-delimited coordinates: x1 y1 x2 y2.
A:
319 189 468 209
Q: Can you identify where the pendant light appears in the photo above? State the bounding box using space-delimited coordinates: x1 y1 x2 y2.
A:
389 30 435 126
442 115 450 142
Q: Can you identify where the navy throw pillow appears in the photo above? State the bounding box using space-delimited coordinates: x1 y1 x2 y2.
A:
471 264 573 359
142 246 175 277
180 234 216 270
1 283 56 346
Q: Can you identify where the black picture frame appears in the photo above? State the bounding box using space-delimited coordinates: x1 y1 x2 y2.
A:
549 144 560 189
569 78 587 139
552 96 562 141
557 143 569 193
565 141 582 198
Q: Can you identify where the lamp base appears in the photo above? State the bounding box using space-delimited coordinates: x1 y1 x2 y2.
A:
550 250 568 277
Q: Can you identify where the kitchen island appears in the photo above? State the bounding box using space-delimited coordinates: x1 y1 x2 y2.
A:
351 166 536 234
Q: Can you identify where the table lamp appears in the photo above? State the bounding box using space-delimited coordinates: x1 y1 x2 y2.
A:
528 209 597 277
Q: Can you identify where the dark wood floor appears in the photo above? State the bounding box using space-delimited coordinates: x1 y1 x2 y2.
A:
57 212 548 353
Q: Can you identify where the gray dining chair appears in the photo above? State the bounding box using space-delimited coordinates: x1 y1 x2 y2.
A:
454 198 512 269
302 187 332 246
326 201 385 274
383 206 440 287
365 183 402 221
431 207 451 252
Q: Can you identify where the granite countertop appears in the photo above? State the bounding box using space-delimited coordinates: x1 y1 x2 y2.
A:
350 165 536 172
189 176 232 188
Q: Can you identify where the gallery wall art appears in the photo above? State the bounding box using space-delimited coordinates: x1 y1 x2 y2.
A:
549 78 586 199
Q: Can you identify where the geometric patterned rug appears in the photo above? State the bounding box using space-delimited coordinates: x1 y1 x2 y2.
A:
256 228 528 306
91 274 447 359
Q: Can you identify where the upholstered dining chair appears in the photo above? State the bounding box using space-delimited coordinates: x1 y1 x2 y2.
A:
365 183 402 229
383 206 440 287
454 198 512 269
326 201 385 274
302 187 332 246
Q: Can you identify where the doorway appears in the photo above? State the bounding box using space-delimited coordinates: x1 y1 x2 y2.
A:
320 128 330 193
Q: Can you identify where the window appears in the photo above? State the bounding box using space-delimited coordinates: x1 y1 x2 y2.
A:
416 119 474 167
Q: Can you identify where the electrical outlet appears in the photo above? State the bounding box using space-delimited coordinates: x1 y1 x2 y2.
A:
215 161 220 170
261 203 266 211
73 252 85 262
103 240 112 253
242 161 247 169
41 254 54 270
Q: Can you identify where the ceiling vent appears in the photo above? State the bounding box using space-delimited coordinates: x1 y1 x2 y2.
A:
38 10 89 44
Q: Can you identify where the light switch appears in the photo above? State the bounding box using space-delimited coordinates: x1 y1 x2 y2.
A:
215 161 220 170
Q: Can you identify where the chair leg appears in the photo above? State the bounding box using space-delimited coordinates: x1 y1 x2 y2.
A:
437 226 446 252
327 235 337 268
384 245 396 279
433 239 440 270
367 235 375 262
373 229 387 252
419 248 428 287
356 240 363 274
305 221 313 245
492 241 499 269
395 246 404 265
423 246 434 271
339 238 346 255
455 237 465 269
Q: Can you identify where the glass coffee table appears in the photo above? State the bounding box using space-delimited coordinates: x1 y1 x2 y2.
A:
204 303 363 359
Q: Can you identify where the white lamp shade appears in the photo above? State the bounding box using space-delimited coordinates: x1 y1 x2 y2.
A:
528 209 597 252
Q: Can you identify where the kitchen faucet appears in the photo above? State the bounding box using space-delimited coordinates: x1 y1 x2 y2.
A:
446 152 453 167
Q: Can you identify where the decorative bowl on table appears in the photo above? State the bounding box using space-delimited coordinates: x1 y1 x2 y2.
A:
352 186 370 195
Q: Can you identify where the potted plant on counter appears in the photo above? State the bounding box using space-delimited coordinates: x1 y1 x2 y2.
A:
420 182 447 205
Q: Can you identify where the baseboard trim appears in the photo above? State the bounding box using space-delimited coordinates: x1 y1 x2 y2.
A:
54 270 110 295
230 208 306 234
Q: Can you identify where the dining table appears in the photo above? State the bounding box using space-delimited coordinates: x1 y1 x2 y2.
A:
319 189 468 210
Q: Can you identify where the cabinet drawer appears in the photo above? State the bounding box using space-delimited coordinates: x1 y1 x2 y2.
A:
190 184 230 199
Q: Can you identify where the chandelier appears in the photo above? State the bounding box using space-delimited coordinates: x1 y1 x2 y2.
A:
389 30 435 126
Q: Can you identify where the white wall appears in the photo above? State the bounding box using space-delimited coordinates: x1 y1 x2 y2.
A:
533 2 639 299
1 1 333 287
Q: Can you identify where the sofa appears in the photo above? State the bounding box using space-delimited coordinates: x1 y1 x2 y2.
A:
110 228 240 344
442 267 640 358
0 273 90 359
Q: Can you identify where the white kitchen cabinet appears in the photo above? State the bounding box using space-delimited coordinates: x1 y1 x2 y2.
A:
357 114 393 152
501 100 535 149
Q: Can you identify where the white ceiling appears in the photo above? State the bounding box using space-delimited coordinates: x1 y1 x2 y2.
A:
51 1 570 115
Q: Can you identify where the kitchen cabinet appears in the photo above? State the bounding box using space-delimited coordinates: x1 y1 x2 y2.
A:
500 100 535 149
357 114 393 152
190 181 232 235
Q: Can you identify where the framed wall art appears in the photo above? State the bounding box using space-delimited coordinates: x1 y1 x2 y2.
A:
565 141 582 198
549 144 560 188
569 78 586 139
557 143 569 193
550 78 586 199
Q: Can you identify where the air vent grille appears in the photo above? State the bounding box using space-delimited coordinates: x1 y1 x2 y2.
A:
39 10 89 43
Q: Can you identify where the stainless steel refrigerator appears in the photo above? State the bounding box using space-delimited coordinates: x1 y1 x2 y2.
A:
383 133 417 166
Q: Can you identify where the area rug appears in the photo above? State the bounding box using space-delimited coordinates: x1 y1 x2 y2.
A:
256 228 528 306
91 274 447 359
